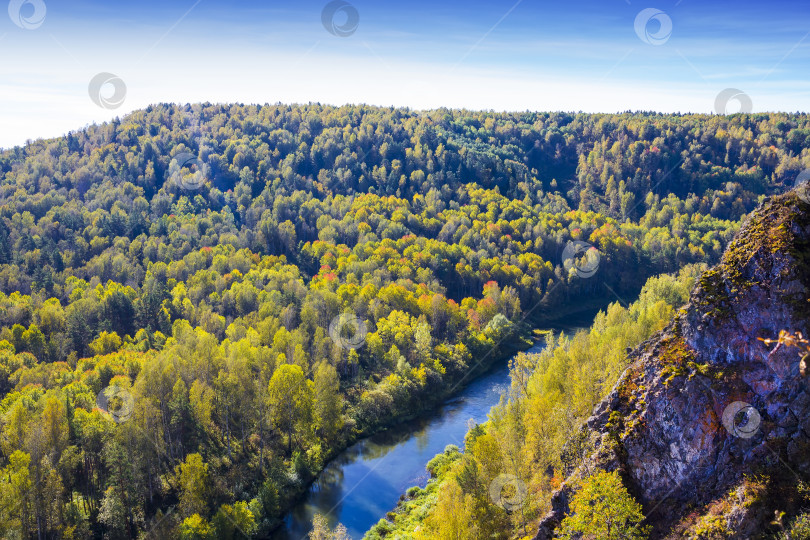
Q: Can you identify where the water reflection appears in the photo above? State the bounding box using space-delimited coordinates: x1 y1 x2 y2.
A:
273 342 548 540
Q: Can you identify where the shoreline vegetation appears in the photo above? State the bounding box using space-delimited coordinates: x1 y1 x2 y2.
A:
272 307 595 537
268 319 535 534
0 104 805 538
363 265 704 539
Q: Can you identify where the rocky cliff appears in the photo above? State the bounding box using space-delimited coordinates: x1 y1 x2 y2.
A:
536 192 810 538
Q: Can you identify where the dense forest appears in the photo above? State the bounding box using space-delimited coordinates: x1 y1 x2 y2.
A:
0 104 808 539
365 265 702 539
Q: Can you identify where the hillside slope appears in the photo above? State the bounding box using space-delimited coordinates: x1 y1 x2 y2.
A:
0 105 808 538
537 192 810 538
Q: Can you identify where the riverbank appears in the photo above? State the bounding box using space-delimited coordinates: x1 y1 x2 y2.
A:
266 324 536 536
275 340 548 539
269 307 602 538
361 266 705 539
270 305 603 540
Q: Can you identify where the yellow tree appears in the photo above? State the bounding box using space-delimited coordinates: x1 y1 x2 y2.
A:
416 481 479 540
0 451 32 537
267 364 314 455
309 514 349 540
314 362 343 444
176 453 210 518
557 471 649 540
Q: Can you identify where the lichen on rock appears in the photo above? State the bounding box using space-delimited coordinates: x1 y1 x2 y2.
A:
536 193 810 539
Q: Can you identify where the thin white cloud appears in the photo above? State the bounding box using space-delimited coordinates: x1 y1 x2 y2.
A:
0 2 808 149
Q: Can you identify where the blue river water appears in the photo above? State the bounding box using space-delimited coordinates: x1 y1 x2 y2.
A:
273 340 548 540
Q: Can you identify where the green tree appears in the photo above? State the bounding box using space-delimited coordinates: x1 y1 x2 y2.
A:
313 362 343 444
267 364 314 454
414 321 432 365
557 470 649 540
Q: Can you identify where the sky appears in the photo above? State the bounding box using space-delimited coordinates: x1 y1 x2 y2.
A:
0 0 808 148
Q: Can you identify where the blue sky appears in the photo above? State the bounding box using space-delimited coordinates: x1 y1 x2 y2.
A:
1 0 808 148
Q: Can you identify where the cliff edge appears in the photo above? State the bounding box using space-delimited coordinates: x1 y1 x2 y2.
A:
537 192 810 538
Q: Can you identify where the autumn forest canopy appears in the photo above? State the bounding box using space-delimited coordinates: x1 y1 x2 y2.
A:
0 103 808 539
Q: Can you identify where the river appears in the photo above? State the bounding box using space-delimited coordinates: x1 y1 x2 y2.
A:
272 340 549 540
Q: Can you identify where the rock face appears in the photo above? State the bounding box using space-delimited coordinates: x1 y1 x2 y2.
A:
536 193 810 538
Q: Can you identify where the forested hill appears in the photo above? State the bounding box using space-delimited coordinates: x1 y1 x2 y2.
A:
4 105 810 302
0 104 808 539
